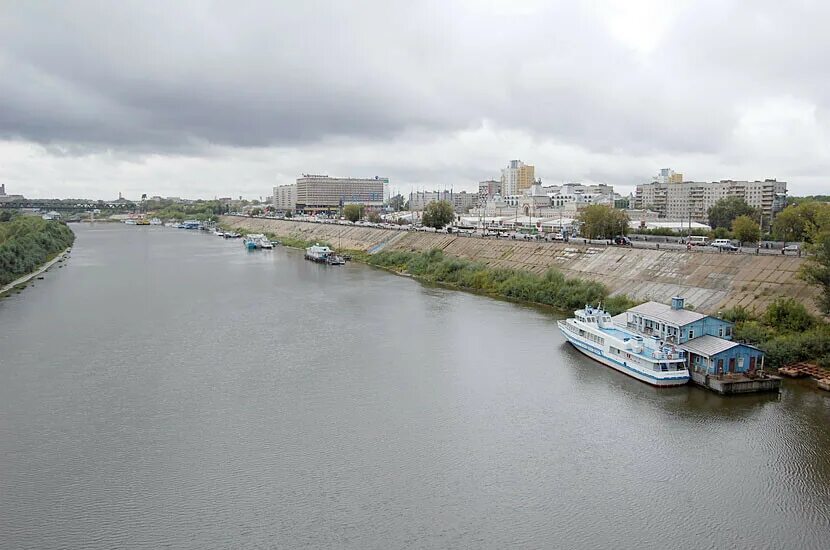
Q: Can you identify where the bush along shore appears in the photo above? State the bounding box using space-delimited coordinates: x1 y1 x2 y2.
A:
365 249 638 315
722 299 830 369
0 215 75 286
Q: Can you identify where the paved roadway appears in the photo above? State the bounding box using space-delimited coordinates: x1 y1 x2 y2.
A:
229 215 805 257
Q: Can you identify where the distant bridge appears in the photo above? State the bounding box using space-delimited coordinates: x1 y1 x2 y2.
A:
0 200 137 211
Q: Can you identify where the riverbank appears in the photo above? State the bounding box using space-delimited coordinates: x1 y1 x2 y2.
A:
0 247 71 297
219 216 820 316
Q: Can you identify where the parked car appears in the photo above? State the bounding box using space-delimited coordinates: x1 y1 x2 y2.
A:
711 239 739 251
613 235 632 246
710 239 738 251
782 244 800 254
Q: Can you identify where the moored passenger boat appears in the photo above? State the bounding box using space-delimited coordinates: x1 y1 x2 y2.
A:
305 243 338 263
558 305 690 387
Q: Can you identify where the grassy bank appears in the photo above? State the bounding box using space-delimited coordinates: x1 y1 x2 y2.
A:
365 249 638 315
0 215 75 286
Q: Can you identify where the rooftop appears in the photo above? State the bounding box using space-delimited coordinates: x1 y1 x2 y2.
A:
681 335 740 357
628 301 707 327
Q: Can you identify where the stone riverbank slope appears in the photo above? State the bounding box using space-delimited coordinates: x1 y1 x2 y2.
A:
220 216 818 315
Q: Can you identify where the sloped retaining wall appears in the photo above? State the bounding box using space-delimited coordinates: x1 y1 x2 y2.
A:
220 217 818 315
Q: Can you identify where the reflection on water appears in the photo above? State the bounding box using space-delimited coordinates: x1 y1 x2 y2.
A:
0 223 828 549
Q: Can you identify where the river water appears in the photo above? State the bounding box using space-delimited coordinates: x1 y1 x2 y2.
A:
1 223 829 549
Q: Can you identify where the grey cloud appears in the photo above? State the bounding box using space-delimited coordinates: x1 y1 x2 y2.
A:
1 0 830 198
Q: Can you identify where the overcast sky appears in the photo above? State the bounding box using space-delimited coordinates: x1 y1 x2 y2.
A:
1 0 828 200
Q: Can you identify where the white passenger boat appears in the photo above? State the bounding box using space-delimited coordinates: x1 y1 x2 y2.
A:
305 244 333 263
558 305 690 387
258 237 273 249
149 218 163 225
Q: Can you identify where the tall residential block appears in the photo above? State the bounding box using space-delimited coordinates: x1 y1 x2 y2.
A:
635 179 788 225
273 184 297 211
478 180 501 200
408 190 477 212
500 160 535 196
295 175 387 213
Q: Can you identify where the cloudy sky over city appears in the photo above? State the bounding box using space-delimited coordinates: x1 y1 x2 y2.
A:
1 0 828 199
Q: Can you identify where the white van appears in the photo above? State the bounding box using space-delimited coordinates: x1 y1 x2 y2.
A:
688 235 709 246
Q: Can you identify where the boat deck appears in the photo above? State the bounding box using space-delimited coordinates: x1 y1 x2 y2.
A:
595 324 683 362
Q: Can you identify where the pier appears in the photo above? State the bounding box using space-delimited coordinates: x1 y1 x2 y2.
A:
689 370 782 395
779 362 830 392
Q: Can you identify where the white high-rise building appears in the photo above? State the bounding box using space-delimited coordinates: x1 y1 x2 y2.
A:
500 160 535 196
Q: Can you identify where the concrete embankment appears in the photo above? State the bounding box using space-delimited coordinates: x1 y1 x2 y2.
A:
220 217 818 315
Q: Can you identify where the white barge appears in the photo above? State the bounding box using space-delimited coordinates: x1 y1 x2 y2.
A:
305 244 345 265
558 305 690 387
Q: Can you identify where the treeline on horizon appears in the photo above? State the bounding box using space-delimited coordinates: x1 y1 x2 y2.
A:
0 214 75 286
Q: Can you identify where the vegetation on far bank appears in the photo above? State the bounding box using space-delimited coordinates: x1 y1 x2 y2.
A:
146 199 229 222
0 214 75 286
365 248 638 315
722 299 830 369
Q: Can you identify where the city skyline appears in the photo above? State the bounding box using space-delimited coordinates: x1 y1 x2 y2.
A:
2 1 830 199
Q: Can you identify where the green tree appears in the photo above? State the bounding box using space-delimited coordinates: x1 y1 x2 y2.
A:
772 205 806 242
731 215 761 243
707 196 758 230
388 194 406 211
577 205 630 239
343 204 364 222
421 200 455 228
250 207 263 216
772 201 830 243
764 297 814 332
802 230 830 314
367 211 382 223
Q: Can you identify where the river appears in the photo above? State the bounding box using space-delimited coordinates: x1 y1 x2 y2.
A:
1 223 829 549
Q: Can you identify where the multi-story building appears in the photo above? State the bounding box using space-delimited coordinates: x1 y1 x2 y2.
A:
654 168 684 184
548 183 617 207
478 180 501 201
273 184 297 212
500 160 535 196
408 190 477 213
295 175 387 213
635 179 787 225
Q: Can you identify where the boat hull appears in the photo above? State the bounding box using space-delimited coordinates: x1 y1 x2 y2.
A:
559 323 689 387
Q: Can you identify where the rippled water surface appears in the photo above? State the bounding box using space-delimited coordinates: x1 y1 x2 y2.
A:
1 224 829 549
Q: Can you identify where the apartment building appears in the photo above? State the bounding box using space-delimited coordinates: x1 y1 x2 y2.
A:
500 160 535 196
272 184 297 211
408 190 477 212
295 175 387 213
635 179 787 224
478 180 501 200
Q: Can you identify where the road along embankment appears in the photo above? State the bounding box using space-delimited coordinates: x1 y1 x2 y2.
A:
220 217 819 315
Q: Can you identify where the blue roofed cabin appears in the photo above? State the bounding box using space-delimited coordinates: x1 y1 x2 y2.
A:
622 296 733 344
617 296 765 376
